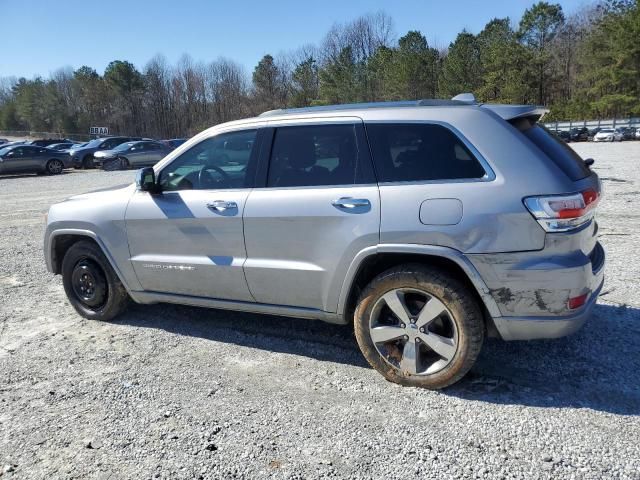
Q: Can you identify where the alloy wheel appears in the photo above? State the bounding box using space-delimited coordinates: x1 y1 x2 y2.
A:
369 288 458 375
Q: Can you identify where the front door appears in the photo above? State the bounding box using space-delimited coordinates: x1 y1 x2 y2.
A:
125 128 262 301
243 119 380 312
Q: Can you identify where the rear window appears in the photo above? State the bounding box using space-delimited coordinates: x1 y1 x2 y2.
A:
514 119 591 181
365 123 486 182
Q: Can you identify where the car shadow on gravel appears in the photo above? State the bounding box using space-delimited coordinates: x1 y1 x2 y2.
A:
116 302 639 416
448 303 640 416
117 302 369 367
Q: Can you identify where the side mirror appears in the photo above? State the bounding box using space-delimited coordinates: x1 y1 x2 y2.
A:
136 167 157 193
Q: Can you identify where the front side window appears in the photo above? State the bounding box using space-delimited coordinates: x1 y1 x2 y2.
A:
366 123 486 182
159 129 258 191
267 123 373 187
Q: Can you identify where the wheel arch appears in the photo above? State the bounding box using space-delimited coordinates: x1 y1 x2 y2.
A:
47 230 132 292
337 244 502 336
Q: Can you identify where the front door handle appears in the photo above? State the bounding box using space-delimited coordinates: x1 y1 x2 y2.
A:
206 200 238 211
332 197 370 209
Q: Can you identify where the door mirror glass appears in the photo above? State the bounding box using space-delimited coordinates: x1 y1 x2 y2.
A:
136 167 157 192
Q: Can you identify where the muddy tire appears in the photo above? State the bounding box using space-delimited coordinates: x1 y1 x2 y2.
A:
61 240 130 321
354 264 484 389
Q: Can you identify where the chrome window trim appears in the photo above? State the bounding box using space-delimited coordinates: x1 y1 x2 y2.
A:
364 119 497 185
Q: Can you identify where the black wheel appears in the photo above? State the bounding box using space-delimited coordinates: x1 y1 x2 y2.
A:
61 240 130 321
82 155 94 169
46 159 64 175
354 264 484 389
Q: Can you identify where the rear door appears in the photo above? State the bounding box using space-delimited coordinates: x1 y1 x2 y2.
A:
242 118 380 312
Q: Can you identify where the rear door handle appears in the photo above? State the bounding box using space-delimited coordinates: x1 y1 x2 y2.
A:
206 200 238 211
332 197 370 209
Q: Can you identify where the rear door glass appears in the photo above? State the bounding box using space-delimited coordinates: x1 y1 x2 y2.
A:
515 120 591 181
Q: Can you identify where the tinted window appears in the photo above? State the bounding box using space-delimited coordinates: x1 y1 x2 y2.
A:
267 124 373 187
366 123 486 182
159 129 257 191
515 120 590 181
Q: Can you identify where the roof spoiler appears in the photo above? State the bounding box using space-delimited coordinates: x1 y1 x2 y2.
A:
481 104 549 122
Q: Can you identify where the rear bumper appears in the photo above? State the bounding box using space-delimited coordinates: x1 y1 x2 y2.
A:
492 275 603 340
468 222 605 340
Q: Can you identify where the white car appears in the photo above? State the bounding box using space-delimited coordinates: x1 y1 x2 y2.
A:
593 128 623 142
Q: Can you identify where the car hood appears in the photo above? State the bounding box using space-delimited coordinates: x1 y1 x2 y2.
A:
65 183 135 202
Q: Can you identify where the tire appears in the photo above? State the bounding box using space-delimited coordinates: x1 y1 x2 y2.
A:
46 159 64 175
82 155 94 169
354 264 484 389
61 240 130 321
119 157 130 170
102 158 119 171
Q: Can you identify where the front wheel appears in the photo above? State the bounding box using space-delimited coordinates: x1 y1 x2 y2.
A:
46 159 64 175
354 264 484 389
61 240 130 321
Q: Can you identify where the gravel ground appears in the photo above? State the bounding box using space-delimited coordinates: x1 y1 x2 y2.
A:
0 144 639 480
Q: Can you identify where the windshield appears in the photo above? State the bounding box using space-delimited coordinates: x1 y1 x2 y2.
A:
85 139 105 148
0 147 12 156
600 129 614 133
113 142 135 152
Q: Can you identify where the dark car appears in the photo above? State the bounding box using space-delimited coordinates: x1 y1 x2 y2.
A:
29 138 74 147
569 127 589 142
0 138 9 145
0 145 71 175
621 127 637 141
556 130 571 141
69 136 143 169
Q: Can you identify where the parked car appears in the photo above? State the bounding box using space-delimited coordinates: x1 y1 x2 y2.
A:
593 128 623 142
588 127 602 140
44 95 604 390
0 145 70 175
94 140 171 169
69 136 143 169
636 128 640 140
161 138 188 149
621 127 637 141
569 127 589 142
556 130 571 141
0 138 9 145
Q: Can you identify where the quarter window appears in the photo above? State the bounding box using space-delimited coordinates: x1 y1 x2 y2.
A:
267 124 374 187
366 123 486 182
159 129 258 191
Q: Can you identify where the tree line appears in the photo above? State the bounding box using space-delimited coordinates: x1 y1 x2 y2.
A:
0 0 638 139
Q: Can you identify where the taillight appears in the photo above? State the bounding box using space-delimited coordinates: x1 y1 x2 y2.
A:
524 189 600 232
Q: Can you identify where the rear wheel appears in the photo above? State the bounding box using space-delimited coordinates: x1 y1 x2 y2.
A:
354 264 484 389
61 240 130 321
46 159 64 175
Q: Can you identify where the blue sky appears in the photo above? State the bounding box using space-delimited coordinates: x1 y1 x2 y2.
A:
2 0 588 79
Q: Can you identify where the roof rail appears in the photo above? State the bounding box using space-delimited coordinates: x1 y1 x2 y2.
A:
258 97 477 117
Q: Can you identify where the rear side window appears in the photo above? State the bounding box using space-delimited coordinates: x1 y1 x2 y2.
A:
514 120 591 181
267 124 375 187
365 123 486 182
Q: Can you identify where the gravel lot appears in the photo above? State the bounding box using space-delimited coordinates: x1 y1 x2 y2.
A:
0 143 639 479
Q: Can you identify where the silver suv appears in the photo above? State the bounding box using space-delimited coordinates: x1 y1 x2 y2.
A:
44 96 604 389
